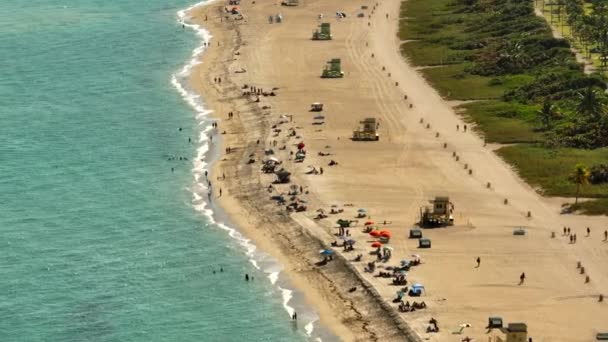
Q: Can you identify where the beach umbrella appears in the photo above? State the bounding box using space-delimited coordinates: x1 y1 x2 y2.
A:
297 142 305 150
319 249 334 255
346 239 356 245
369 231 380 237
380 231 391 238
412 283 425 292
364 221 374 226
383 246 394 251
371 242 382 248
266 156 280 163
357 208 367 213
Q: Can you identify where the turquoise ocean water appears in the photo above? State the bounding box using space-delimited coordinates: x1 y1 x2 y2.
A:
0 1 331 341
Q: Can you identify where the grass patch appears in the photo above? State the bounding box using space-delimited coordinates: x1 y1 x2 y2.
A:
497 144 608 197
401 41 469 66
420 64 533 100
570 198 608 216
458 101 542 143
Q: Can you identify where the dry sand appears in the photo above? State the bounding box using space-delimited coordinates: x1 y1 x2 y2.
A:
186 0 608 341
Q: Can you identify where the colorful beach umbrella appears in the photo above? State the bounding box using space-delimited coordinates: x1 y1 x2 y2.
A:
319 249 334 255
369 230 380 237
364 221 374 226
357 208 367 213
383 246 394 251
380 231 391 237
371 242 382 248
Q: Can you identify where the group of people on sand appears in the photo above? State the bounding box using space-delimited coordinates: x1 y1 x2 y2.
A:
398 300 426 313
562 226 608 243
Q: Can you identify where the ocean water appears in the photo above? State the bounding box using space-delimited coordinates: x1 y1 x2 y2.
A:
0 1 328 341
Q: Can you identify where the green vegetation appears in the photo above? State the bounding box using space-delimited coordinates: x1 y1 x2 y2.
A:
399 0 608 213
538 0 608 72
458 101 541 143
497 144 608 196
569 198 608 215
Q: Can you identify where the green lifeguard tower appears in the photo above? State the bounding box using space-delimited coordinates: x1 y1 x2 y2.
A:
312 23 332 40
321 58 344 78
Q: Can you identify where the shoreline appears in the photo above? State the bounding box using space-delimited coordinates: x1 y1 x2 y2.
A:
175 2 335 341
182 0 608 341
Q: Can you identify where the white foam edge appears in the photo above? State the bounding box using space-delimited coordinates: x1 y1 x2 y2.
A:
174 2 321 340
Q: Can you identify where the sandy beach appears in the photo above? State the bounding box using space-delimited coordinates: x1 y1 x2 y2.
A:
186 0 608 341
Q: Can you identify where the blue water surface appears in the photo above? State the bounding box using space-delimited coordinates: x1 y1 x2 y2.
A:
0 1 307 341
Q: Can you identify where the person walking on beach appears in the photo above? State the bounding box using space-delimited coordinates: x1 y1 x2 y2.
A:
604 230 607 241
292 312 297 320
476 257 481 268
587 227 591 236
519 272 526 285
245 274 249 281
563 227 567 235
219 188 222 197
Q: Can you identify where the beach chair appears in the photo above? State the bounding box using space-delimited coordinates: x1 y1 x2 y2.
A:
409 229 422 239
487 316 503 329
597 333 608 340
418 238 431 248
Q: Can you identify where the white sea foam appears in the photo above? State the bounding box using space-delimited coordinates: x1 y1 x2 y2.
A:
305 320 316 337
279 286 294 318
174 2 322 340
268 271 279 285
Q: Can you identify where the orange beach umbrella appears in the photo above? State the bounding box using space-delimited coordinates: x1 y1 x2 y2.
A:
371 242 382 248
369 231 380 237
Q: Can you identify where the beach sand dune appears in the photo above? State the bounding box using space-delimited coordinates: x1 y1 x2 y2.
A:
188 0 608 341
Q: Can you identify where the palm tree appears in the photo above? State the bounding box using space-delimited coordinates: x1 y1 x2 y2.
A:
577 86 605 120
538 100 558 130
570 163 590 204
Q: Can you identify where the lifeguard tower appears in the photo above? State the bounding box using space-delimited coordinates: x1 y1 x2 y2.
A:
419 196 454 227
